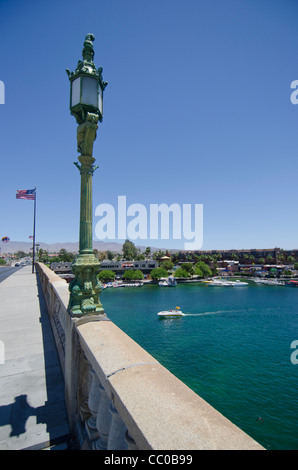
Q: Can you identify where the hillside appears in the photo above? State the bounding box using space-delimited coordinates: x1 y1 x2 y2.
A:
0 240 167 254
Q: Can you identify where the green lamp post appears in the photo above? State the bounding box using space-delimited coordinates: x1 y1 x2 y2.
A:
66 34 108 317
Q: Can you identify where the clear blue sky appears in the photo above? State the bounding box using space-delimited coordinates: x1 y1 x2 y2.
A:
1 0 298 251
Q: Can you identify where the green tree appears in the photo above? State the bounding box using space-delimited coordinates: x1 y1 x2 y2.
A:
174 268 190 278
133 269 144 280
15 250 27 259
122 239 138 260
162 260 174 272
106 250 114 260
98 251 107 261
181 263 194 275
58 248 75 262
123 269 144 281
38 249 49 263
194 266 203 278
282 269 292 277
136 251 145 260
122 270 134 281
195 261 212 278
38 248 44 261
152 250 165 262
98 270 116 282
150 267 168 280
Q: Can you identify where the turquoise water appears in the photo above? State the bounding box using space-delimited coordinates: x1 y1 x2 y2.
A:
101 281 298 450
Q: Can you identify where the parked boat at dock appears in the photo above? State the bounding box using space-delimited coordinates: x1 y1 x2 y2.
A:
158 277 177 287
102 281 143 288
285 280 298 287
208 279 248 287
252 279 285 286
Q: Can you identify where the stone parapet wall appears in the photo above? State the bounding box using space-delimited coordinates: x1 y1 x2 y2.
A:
35 262 264 450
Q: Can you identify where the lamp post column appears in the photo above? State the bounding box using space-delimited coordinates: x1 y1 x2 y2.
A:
79 156 94 254
66 34 107 318
76 114 99 256
68 113 105 317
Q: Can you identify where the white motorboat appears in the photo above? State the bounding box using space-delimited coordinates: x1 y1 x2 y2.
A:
159 280 169 286
208 278 248 287
208 279 231 286
157 307 184 317
232 280 248 286
158 277 177 287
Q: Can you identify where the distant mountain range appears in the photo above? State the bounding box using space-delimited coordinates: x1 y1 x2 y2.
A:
0 240 171 254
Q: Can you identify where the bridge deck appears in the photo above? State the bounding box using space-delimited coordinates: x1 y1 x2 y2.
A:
0 266 70 450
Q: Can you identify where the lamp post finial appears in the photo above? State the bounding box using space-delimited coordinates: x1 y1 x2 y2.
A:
82 34 95 63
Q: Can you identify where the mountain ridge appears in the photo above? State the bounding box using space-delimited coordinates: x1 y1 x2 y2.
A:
0 240 170 254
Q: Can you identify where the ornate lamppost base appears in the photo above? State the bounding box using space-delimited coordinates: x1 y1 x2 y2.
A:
68 253 105 317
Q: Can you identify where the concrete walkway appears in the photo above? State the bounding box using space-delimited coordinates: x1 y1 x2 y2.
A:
0 266 70 450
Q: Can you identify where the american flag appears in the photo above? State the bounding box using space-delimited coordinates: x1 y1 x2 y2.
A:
16 189 36 200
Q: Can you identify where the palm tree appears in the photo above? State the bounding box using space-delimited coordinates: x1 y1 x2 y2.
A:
243 254 249 264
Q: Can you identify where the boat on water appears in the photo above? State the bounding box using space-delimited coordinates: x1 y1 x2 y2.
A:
208 279 231 286
252 279 285 286
232 280 249 286
120 282 143 287
285 280 298 287
102 281 143 288
158 277 177 287
157 306 184 317
208 279 248 287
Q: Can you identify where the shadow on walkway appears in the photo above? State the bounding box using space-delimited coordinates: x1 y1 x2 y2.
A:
0 271 75 450
0 393 70 448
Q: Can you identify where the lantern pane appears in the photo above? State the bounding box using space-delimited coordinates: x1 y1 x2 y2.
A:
71 77 81 107
81 76 98 107
98 87 103 115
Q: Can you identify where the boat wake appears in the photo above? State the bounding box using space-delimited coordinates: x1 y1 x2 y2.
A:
183 308 251 316
159 308 256 318
183 312 222 316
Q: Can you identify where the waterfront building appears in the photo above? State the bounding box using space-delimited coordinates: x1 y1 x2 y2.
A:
99 259 158 276
50 261 74 283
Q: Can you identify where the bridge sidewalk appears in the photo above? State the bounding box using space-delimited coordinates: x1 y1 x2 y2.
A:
0 266 70 450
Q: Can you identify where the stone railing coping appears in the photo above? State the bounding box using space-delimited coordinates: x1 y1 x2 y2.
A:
37 262 70 308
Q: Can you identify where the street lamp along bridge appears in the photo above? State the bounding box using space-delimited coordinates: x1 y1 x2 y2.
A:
66 34 108 317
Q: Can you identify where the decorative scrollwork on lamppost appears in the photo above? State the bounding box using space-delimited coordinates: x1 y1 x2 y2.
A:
66 34 108 317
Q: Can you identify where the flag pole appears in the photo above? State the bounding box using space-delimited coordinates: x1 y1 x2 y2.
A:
32 187 36 274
